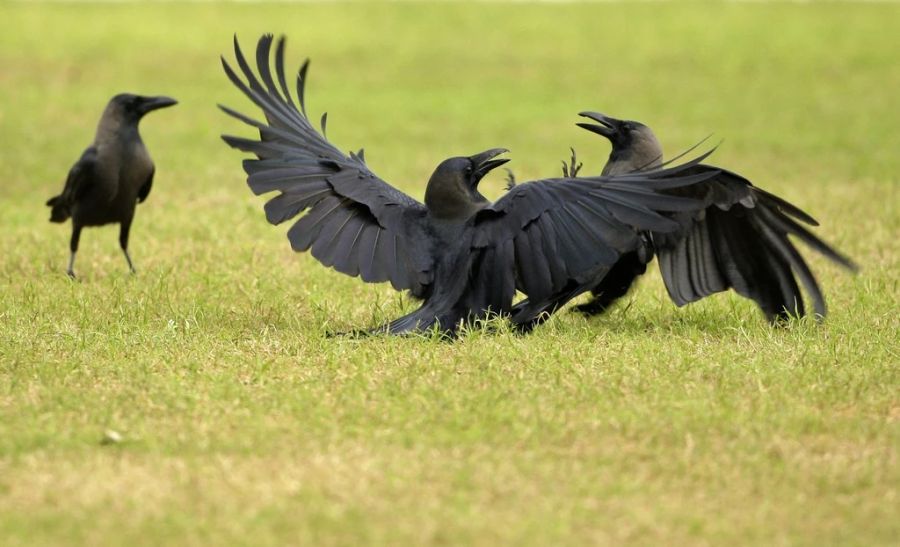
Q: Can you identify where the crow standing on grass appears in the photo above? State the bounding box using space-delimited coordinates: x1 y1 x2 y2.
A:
526 112 856 322
220 35 719 336
46 93 177 277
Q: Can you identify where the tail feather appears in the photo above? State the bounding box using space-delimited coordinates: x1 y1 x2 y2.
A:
376 304 444 336
46 195 70 223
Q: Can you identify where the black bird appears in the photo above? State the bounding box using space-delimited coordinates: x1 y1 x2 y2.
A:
220 35 719 336
46 93 177 277
556 112 857 322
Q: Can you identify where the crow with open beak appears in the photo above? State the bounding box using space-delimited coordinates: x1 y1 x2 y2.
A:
561 111 857 322
220 36 719 335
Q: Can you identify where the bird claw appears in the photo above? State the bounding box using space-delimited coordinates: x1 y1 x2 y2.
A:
66 270 76 279
504 168 516 190
572 300 608 316
561 147 583 178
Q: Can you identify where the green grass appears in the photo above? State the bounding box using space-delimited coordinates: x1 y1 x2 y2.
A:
1 1 898 545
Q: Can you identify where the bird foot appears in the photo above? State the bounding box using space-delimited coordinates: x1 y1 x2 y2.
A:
561 147 583 178
66 270 77 280
504 168 517 190
572 300 609 317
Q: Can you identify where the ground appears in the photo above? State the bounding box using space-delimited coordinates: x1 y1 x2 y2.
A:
0 2 898 545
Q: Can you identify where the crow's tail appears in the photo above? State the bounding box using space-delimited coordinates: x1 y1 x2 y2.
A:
46 195 71 223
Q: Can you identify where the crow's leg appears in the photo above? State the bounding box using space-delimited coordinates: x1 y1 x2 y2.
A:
573 276 639 316
119 220 136 274
513 310 554 335
574 254 646 316
67 224 82 278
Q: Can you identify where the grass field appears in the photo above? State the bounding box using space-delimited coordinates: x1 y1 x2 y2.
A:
1 1 898 545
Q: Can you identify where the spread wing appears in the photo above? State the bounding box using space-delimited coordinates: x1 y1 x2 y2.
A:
220 35 432 295
652 165 857 320
470 155 719 317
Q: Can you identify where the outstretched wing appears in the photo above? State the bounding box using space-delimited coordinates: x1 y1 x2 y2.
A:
652 165 857 320
470 156 719 318
220 35 432 295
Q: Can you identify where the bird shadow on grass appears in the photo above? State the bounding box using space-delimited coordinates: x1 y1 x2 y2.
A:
572 299 824 341
293 293 823 344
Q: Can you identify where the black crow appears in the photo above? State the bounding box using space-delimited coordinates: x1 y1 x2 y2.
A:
220 36 719 336
555 112 857 322
46 93 177 277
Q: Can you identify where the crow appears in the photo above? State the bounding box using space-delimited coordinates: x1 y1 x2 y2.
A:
552 112 857 322
219 35 719 336
46 93 177 277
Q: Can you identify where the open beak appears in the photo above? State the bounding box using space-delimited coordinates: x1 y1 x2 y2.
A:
577 111 618 140
469 148 510 182
139 96 178 114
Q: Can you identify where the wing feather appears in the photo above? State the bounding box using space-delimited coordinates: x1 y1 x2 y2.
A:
474 167 715 321
221 35 432 293
652 165 854 320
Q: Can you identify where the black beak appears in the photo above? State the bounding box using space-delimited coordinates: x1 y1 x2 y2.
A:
469 148 510 182
139 96 178 114
577 111 619 140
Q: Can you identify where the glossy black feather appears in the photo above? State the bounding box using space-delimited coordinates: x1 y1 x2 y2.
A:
221 35 433 297
586 163 853 321
651 166 855 320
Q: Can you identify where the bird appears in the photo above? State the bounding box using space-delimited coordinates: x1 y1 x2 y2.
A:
219 35 720 336
533 111 857 323
46 93 177 278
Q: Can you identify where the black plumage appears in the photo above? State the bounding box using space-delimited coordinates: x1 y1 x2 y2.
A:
220 35 719 336
46 93 177 277
563 112 857 322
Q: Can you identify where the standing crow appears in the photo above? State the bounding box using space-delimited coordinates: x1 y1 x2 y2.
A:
220 35 719 336
551 112 856 322
46 93 177 277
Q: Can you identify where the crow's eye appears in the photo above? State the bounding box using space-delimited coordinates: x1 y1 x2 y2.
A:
465 166 473 176
622 123 632 131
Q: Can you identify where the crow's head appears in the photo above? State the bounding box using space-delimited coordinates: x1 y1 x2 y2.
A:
425 148 509 219
109 93 178 123
577 112 663 173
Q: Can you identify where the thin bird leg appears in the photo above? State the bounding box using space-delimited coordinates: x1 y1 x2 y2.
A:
119 221 136 274
514 311 553 335
67 225 82 278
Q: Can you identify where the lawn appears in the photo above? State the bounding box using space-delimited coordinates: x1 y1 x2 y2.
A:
0 1 898 545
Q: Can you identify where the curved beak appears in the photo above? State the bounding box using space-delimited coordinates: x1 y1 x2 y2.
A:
577 111 618 140
469 148 510 182
139 96 178 114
